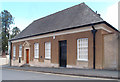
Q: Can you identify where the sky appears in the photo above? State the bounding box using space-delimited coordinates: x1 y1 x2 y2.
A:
0 0 119 31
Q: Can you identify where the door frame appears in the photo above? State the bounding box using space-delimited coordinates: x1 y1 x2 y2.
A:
24 47 30 64
59 40 67 67
26 49 29 64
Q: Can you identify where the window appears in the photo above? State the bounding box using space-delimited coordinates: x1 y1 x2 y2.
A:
13 46 16 58
77 38 88 61
34 43 39 58
45 42 51 59
8 41 11 55
19 45 22 57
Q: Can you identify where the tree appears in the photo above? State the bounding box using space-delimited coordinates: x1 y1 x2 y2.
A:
11 27 20 38
1 10 14 55
2 28 9 54
1 10 14 34
0 16 2 55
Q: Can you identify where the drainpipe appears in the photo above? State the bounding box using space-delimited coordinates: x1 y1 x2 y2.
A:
10 42 12 66
91 26 97 69
8 40 12 66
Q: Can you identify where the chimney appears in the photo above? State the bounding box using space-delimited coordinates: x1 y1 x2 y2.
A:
96 11 101 17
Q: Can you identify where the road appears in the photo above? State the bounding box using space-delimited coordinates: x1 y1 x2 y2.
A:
2 69 113 80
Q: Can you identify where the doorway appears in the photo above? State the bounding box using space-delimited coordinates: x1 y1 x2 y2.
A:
26 49 29 64
59 40 67 67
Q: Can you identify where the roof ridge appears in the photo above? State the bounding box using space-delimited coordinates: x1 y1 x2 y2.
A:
33 2 85 23
11 2 106 41
12 2 85 40
83 3 103 21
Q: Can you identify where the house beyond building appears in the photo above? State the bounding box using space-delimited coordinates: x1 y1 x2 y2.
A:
10 3 120 70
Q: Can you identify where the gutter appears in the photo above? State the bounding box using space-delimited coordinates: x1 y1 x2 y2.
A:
91 26 97 69
9 21 120 42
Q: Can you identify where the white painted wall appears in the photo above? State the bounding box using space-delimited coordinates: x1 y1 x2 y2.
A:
0 55 9 65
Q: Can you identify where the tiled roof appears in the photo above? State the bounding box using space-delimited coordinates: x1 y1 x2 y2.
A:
12 2 104 40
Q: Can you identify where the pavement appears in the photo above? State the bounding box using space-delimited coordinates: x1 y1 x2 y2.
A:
2 65 120 79
2 69 106 80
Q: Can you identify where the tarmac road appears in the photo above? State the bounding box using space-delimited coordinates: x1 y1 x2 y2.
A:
1 69 114 80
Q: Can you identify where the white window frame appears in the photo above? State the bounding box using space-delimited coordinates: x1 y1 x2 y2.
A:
19 45 22 57
77 38 88 61
34 43 39 58
13 46 16 58
45 42 51 59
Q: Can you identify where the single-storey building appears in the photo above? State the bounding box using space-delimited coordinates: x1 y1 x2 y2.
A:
9 3 120 70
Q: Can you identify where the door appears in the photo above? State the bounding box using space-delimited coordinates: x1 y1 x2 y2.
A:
59 40 67 67
26 49 29 64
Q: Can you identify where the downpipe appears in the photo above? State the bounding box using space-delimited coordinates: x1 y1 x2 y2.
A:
91 26 97 69
8 41 12 66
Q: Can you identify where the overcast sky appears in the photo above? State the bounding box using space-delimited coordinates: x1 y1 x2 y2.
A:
0 0 119 31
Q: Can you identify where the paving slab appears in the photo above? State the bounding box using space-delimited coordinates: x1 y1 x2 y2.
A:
2 65 119 79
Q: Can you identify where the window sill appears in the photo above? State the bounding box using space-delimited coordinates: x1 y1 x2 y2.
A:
45 58 51 60
77 59 88 62
13 57 16 61
34 58 39 59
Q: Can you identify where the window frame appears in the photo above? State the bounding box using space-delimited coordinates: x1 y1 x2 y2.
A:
19 45 22 58
34 43 39 59
45 42 51 59
77 38 88 61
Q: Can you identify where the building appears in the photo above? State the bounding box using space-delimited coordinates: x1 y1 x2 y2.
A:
10 3 120 70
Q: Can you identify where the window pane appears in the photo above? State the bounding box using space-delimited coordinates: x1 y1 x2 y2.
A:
34 43 39 58
13 46 16 58
19 45 22 57
77 38 88 61
45 42 51 59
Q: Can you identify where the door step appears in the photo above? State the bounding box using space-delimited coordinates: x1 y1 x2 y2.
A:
20 64 30 67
